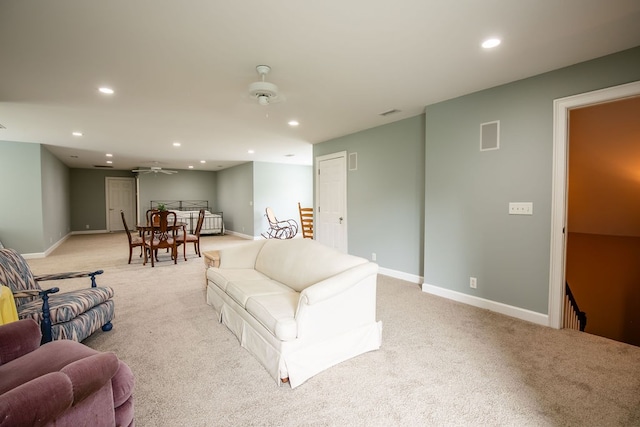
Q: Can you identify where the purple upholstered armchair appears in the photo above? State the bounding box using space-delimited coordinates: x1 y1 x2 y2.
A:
0 319 135 426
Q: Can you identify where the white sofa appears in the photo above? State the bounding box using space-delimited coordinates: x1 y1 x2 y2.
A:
205 238 382 388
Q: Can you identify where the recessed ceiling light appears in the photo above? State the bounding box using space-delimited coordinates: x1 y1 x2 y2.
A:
173 142 181 147
248 150 255 154
72 131 83 136
98 87 114 95
200 160 206 164
288 120 299 127
481 38 501 49
106 160 113 164
188 165 194 169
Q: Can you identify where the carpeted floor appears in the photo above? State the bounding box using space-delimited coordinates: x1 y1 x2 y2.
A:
26 233 640 426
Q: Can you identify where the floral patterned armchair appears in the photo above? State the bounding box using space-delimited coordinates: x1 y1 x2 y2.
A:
0 248 114 343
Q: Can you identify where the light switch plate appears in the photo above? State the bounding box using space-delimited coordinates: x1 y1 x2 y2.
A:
509 202 533 215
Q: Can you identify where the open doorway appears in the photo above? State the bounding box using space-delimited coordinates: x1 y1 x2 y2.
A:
549 81 640 344
566 95 640 346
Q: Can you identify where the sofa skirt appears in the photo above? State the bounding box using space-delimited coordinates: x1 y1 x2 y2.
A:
206 283 382 388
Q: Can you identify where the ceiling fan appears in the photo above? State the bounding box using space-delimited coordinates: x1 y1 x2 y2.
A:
131 166 178 175
248 65 284 106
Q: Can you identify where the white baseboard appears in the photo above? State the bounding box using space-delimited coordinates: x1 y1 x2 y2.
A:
22 233 72 259
224 230 257 240
378 267 423 284
421 283 549 327
71 230 109 235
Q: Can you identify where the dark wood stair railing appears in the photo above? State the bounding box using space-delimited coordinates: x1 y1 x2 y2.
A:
564 282 587 332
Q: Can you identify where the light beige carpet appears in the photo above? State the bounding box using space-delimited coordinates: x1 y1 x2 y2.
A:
26 233 640 426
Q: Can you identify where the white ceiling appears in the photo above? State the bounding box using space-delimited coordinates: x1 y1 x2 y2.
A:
1 0 639 172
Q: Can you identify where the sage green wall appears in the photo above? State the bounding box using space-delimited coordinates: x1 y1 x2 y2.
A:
41 146 70 248
253 162 313 237
137 169 216 220
424 46 640 315
70 169 134 231
216 162 254 235
0 141 44 253
313 115 425 276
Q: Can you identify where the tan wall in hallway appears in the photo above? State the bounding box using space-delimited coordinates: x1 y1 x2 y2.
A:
565 232 640 346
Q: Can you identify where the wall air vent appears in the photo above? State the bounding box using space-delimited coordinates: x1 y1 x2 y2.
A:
93 165 114 168
480 120 500 151
379 109 401 117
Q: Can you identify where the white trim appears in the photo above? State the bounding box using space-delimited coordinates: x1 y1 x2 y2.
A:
422 283 549 327
224 230 256 240
22 233 71 259
549 80 640 329
71 230 109 235
378 267 423 284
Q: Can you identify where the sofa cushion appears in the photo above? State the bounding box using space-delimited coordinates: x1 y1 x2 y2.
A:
206 268 269 292
226 279 294 308
245 293 299 341
16 287 114 324
255 239 368 292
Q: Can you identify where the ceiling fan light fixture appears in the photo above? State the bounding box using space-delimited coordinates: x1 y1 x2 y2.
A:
248 65 282 106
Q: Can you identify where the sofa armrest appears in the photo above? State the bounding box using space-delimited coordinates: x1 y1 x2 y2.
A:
298 262 378 306
34 269 104 288
0 319 42 366
295 262 379 339
0 372 73 427
60 352 119 404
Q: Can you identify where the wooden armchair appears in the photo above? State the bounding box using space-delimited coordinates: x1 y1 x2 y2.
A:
0 248 114 343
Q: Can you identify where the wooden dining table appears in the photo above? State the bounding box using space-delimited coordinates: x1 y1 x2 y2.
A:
136 221 187 266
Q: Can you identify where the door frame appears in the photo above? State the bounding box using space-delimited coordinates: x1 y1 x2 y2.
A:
315 151 348 252
105 177 137 232
549 80 640 329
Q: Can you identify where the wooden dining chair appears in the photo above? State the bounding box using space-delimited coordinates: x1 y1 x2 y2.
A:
120 210 144 264
176 209 205 257
146 209 159 225
143 211 178 267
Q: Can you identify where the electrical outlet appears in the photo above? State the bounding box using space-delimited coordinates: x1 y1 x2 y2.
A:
86 224 90 229
371 253 376 261
470 277 477 289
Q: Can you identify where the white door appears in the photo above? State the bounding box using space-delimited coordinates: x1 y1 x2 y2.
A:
106 177 136 232
316 152 347 252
